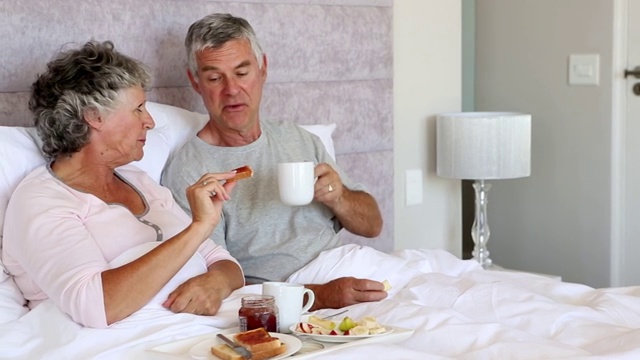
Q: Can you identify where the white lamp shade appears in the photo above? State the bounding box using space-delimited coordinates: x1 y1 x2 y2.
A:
436 112 531 180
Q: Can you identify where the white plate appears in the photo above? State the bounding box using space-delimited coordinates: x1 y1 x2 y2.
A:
289 324 395 343
189 332 302 359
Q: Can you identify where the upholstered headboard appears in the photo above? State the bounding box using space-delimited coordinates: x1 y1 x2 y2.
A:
0 0 393 251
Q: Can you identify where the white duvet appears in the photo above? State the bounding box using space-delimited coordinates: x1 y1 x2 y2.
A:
1 244 640 359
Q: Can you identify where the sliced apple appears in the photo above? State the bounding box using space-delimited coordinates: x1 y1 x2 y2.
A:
296 322 314 333
308 315 336 330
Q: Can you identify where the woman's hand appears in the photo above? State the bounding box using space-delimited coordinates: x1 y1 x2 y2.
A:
185 171 238 234
162 260 244 315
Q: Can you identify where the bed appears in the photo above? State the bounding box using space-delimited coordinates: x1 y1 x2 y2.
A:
3 102 640 359
3 1 640 359
3 233 640 359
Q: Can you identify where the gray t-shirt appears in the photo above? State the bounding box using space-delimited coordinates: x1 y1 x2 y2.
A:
161 120 365 282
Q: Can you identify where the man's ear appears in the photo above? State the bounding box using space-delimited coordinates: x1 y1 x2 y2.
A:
187 69 201 95
83 107 103 130
260 54 268 80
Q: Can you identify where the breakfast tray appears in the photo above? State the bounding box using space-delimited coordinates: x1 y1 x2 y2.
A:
147 325 414 359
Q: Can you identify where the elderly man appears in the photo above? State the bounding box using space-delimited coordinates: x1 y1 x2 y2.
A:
162 13 385 310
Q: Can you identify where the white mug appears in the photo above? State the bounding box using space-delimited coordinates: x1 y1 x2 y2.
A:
277 161 315 206
262 282 315 333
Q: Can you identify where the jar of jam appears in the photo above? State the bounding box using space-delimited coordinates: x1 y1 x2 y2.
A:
238 295 279 332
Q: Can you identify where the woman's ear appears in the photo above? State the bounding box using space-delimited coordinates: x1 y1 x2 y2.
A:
83 107 103 129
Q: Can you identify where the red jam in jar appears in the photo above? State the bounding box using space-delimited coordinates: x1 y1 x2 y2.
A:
238 295 279 332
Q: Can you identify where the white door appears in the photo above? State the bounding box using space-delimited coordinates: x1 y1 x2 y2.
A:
621 0 640 286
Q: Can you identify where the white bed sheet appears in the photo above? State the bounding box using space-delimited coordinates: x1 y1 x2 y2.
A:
2 244 640 359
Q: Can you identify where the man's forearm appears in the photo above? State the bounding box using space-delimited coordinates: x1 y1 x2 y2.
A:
331 189 382 237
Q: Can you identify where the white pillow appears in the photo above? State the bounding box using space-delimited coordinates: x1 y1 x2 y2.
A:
0 276 28 324
299 123 337 161
0 127 41 321
130 101 208 183
0 126 46 245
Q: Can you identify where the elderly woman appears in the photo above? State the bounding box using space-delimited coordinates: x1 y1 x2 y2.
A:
1 41 244 328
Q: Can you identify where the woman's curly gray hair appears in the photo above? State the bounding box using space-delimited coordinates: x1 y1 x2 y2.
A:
29 40 152 159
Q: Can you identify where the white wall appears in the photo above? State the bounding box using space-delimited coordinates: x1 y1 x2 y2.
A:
393 0 462 255
475 0 615 287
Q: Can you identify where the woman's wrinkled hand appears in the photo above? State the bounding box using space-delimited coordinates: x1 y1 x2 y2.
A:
186 171 238 231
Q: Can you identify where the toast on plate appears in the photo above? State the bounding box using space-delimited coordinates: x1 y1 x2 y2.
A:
234 327 281 353
210 343 287 360
210 328 287 360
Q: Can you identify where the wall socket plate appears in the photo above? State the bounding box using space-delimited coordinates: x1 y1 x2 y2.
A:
568 54 600 86
405 169 423 206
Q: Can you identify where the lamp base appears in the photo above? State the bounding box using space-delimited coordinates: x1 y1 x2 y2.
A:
472 246 492 269
471 180 493 269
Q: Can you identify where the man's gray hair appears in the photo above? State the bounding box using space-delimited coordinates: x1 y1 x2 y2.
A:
185 13 264 76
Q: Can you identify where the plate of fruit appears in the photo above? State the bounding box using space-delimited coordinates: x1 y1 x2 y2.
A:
290 315 394 343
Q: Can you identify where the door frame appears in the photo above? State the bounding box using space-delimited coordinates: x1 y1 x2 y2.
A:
611 0 628 287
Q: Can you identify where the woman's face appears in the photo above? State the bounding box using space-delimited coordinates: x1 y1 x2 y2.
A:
98 86 155 165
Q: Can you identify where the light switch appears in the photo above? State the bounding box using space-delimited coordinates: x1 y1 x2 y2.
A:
405 169 423 206
568 54 599 86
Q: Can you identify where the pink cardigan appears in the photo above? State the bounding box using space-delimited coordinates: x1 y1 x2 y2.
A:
2 164 239 328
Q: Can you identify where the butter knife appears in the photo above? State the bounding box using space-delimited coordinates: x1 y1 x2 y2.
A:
216 333 253 359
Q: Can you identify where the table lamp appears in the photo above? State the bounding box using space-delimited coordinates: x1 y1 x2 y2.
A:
436 112 531 269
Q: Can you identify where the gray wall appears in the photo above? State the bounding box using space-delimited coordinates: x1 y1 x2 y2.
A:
462 0 476 113
474 0 615 287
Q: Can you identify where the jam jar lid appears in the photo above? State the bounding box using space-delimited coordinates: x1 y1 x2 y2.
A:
241 295 276 306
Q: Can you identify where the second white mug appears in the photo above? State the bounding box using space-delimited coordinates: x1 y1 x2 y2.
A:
277 161 315 206
262 282 315 333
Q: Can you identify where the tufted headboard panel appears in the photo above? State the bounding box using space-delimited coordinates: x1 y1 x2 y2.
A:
0 0 394 251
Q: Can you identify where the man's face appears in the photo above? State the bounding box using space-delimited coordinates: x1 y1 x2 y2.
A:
188 39 267 134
